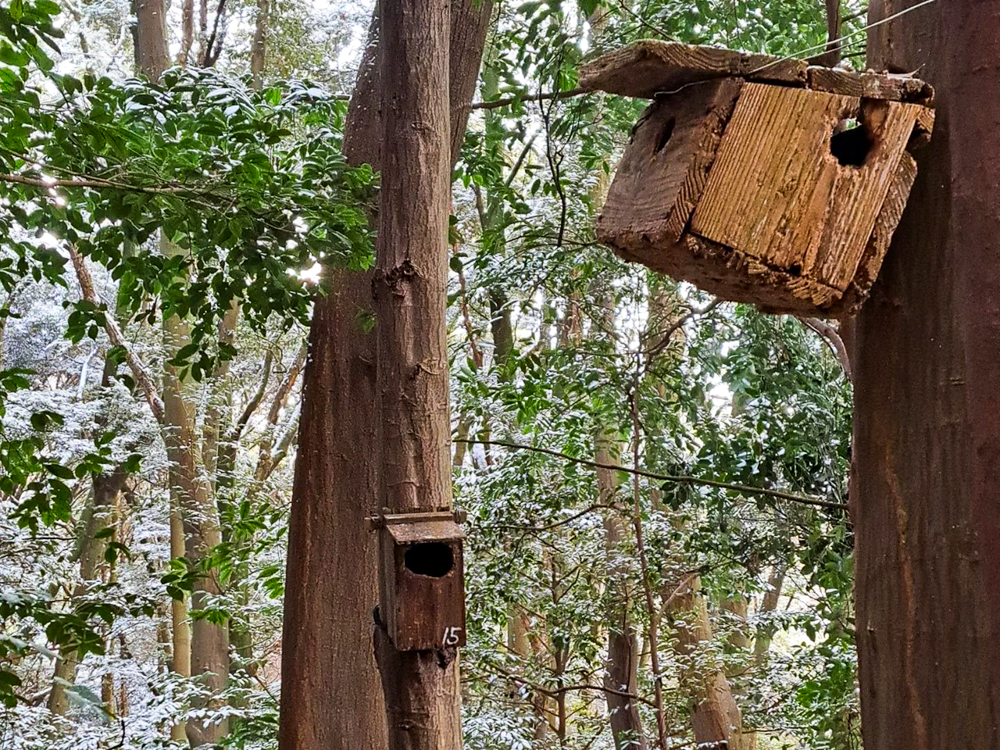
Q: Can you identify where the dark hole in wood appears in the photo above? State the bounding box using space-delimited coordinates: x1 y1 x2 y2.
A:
788 263 802 277
654 117 676 154
404 542 454 578
830 120 874 167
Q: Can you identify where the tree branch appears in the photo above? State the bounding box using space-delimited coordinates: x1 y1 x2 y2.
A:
67 246 164 422
470 87 587 111
798 316 852 381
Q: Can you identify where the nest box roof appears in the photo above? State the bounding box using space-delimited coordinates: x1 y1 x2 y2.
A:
579 40 934 105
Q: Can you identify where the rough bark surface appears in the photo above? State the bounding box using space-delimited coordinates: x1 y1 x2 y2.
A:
277 1 491 748
852 3 1000 750
598 436 647 750
372 0 462 743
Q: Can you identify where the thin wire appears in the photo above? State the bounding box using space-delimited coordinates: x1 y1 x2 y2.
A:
750 0 938 74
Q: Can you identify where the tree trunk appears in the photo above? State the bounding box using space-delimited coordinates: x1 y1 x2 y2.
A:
752 562 786 665
162 313 229 746
598 433 647 750
853 3 1000 749
277 2 492 748
47 467 127 715
370 0 462 743
664 575 750 750
133 0 169 79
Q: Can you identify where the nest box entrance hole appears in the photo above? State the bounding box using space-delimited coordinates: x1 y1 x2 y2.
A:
404 542 454 578
830 116 874 168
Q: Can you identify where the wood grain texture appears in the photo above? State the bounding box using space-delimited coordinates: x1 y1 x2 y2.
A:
692 84 921 293
823 152 917 317
807 66 934 104
596 78 742 251
580 40 806 98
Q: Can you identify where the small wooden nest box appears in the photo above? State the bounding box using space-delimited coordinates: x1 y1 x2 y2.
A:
583 41 935 317
370 510 466 652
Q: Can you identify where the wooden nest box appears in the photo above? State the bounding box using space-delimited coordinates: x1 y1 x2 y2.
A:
584 41 935 317
369 511 466 652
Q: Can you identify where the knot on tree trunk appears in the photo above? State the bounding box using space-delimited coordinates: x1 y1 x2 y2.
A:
373 259 418 298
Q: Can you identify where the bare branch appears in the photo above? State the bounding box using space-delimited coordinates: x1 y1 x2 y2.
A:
798 316 852 381
470 87 587 111
68 247 164 422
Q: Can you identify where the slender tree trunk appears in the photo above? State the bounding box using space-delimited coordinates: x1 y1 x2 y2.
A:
132 8 230 744
47 468 127 715
169 496 190 742
133 0 169 79
752 562 786 665
250 0 268 89
162 310 229 746
277 2 492 748
853 3 1000 749
664 575 750 750
598 433 647 750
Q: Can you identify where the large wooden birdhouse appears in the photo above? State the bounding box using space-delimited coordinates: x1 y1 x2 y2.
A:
583 41 935 317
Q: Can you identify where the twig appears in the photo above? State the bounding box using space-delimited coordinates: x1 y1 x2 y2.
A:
456 439 848 510
490 503 620 532
643 298 722 360
0 172 208 197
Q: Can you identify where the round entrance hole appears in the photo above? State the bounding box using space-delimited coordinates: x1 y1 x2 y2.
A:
404 542 454 578
830 120 874 168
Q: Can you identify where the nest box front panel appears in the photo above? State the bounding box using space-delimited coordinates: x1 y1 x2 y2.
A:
691 83 922 294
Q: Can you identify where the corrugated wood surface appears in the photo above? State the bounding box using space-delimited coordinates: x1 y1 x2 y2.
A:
691 83 921 292
580 40 806 98
823 152 918 317
595 78 742 251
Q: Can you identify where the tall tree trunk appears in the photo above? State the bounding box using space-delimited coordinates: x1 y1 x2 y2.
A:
752 562 786 665
664 575 750 750
371 0 461 744
133 0 169 79
277 2 492 748
162 306 229 746
853 3 1000 749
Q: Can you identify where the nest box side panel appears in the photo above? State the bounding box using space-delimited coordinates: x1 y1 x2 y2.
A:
691 83 921 296
823 152 918 318
596 77 742 260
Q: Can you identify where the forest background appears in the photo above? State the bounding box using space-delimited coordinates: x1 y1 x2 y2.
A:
0 0 864 748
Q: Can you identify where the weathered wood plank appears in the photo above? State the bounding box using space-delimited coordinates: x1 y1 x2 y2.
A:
691 83 920 294
813 99 922 288
822 152 918 318
580 40 806 98
595 78 742 251
807 66 935 105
